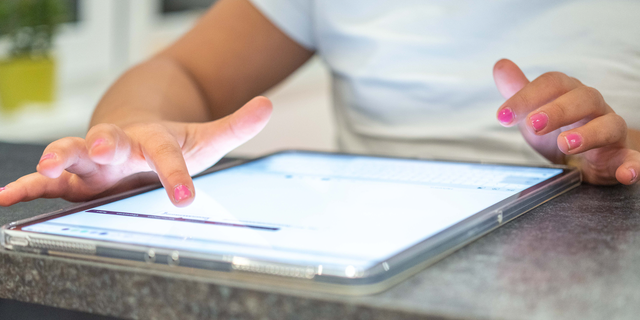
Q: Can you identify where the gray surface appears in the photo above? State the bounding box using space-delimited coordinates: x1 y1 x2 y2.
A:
1 142 639 320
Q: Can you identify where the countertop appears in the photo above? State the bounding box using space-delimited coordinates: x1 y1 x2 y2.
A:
1 142 639 320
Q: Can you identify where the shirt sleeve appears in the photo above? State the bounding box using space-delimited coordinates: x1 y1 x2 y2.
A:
248 0 316 50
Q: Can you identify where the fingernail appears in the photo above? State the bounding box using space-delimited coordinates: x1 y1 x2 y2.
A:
564 133 583 151
0 187 5 193
530 112 548 132
630 168 637 182
173 185 192 203
40 153 56 162
91 138 106 149
498 107 514 125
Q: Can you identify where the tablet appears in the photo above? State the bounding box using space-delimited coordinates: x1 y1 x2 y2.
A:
1 151 581 295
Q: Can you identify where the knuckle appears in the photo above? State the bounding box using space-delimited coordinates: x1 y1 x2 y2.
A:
540 71 561 79
539 71 562 84
540 71 572 92
581 86 604 106
570 77 584 86
600 115 626 144
131 123 175 147
130 123 165 138
151 141 179 158
612 114 628 134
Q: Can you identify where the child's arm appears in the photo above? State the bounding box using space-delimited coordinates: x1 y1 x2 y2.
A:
0 0 313 207
92 0 312 126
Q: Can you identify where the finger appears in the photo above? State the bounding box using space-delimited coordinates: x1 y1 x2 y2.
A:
194 96 272 158
0 172 71 206
615 150 640 185
557 113 627 155
139 125 195 207
526 86 613 135
493 58 530 99
37 137 99 179
85 123 133 165
497 70 580 126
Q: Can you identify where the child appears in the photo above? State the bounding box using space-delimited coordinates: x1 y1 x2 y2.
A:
1 0 639 207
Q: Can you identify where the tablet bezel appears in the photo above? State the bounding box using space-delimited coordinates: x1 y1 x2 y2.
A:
1 150 582 295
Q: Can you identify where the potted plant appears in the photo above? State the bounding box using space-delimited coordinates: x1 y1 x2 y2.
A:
0 0 67 112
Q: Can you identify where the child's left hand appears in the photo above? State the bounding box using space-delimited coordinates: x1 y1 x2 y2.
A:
493 59 640 185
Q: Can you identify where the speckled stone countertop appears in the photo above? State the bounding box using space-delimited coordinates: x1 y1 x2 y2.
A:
1 142 639 320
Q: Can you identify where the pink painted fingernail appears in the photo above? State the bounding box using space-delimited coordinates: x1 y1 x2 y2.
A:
91 138 106 149
498 107 514 125
530 112 548 132
173 185 192 203
564 133 583 151
630 168 637 182
0 187 5 193
40 153 56 162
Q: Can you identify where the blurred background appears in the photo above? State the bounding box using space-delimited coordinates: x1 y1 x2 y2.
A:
0 0 336 157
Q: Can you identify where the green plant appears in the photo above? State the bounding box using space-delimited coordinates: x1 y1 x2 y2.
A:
0 0 68 58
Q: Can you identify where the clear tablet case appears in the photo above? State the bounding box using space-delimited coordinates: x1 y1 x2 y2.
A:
1 151 581 295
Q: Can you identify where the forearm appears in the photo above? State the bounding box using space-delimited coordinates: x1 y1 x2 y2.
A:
90 57 212 127
90 0 312 129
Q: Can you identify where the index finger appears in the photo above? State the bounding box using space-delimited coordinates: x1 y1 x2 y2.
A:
137 125 196 207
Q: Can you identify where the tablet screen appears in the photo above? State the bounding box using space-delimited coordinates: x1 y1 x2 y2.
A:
22 152 562 271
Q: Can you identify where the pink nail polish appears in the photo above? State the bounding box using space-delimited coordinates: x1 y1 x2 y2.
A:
40 153 56 162
564 133 583 151
91 138 106 149
0 187 5 193
630 168 637 182
173 185 192 202
498 108 514 125
530 112 548 132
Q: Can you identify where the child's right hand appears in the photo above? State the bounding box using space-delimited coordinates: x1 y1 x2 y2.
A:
0 96 272 207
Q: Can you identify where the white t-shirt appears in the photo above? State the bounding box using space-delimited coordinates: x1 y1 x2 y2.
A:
249 0 640 164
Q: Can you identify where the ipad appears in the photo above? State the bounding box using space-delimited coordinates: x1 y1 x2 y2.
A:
1 151 581 295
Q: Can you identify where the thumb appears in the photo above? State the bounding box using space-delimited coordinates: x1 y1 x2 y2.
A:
493 59 530 99
199 96 273 155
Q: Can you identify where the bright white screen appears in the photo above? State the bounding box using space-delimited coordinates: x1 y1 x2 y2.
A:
25 153 561 271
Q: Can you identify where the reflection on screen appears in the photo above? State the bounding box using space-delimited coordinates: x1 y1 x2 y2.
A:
25 153 562 270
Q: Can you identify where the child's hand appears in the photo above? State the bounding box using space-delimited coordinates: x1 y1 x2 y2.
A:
493 59 640 185
0 96 272 207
